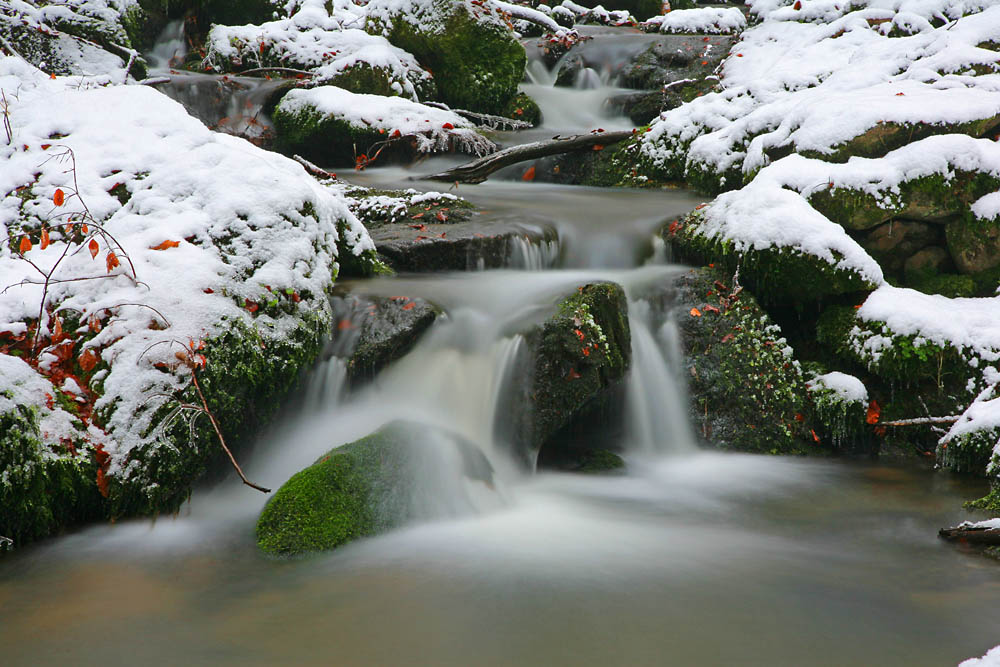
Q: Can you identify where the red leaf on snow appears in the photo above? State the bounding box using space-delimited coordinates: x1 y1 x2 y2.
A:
150 240 180 250
53 188 65 206
442 122 454 129
105 251 120 273
18 236 31 253
245 299 259 313
40 228 50 249
88 238 99 259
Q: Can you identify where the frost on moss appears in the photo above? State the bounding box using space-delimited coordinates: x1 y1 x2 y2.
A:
366 0 526 114
806 372 872 455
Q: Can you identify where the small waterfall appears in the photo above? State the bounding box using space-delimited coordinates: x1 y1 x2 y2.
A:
144 21 286 142
508 236 561 270
625 299 697 455
146 20 186 72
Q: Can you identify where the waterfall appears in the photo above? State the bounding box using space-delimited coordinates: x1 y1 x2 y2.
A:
624 299 697 456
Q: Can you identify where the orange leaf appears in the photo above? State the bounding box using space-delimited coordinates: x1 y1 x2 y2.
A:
436 210 448 222
568 368 581 380
18 236 31 253
78 348 99 372
865 400 881 425
40 228 50 249
81 223 89 234
105 250 120 273
522 166 536 181
88 238 99 259
53 188 65 206
592 144 604 151
689 307 702 317
150 239 180 251
402 302 416 311
811 429 820 443
793 0 801 8
337 319 353 331
244 299 258 313
703 304 720 314
442 122 454 129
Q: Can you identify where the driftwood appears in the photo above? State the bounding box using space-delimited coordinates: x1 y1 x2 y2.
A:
939 523 1000 545
427 129 634 183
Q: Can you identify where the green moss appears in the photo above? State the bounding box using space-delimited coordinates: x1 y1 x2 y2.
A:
108 308 327 517
940 429 998 477
257 422 491 555
501 92 541 127
675 268 818 454
665 212 876 305
804 116 1000 163
967 486 1000 512
324 63 436 101
808 187 897 231
369 0 526 114
0 401 102 548
576 449 626 473
910 272 977 298
808 378 872 455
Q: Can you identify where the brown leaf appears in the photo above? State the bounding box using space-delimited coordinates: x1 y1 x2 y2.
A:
78 348 99 372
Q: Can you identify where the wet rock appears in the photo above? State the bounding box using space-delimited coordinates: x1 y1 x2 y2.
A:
947 216 1000 274
857 220 940 275
504 282 632 467
256 421 495 556
619 34 735 91
371 220 558 272
669 267 820 454
328 294 439 383
903 246 954 279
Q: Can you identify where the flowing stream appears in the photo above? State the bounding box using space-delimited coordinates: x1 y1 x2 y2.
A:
2 27 1000 667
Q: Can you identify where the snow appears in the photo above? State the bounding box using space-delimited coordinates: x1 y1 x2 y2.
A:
277 85 496 155
0 57 373 477
961 645 1000 667
696 181 885 284
204 6 434 100
807 372 868 403
857 286 1000 363
644 8 747 34
641 1 1000 180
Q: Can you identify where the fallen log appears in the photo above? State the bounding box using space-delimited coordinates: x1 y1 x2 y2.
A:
939 521 1000 545
427 129 634 184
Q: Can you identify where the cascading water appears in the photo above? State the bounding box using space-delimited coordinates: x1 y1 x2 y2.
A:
144 21 286 141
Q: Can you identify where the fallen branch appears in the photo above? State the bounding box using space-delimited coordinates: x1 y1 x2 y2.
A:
238 67 313 78
293 154 337 180
939 523 1000 545
427 129 633 183
879 416 960 427
138 76 172 86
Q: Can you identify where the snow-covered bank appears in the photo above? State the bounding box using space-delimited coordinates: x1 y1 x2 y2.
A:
0 56 376 538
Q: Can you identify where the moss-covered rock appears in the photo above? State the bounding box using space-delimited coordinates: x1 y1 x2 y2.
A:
806 372 874 455
946 213 1000 275
366 0 526 114
256 421 494 555
501 91 542 127
0 399 103 548
857 220 942 275
671 267 821 454
107 308 327 517
505 282 631 467
664 212 877 305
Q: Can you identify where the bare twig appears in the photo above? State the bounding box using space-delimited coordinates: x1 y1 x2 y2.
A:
879 416 961 427
190 369 270 493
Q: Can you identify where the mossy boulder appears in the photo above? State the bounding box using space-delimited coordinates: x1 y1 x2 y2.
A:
501 91 542 127
947 214 1000 275
806 372 874 455
366 0 527 114
664 212 877 305
857 220 942 275
671 268 820 454
505 282 632 467
256 421 495 556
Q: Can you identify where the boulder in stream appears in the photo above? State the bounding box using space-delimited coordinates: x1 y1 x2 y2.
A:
503 282 632 468
256 421 495 556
